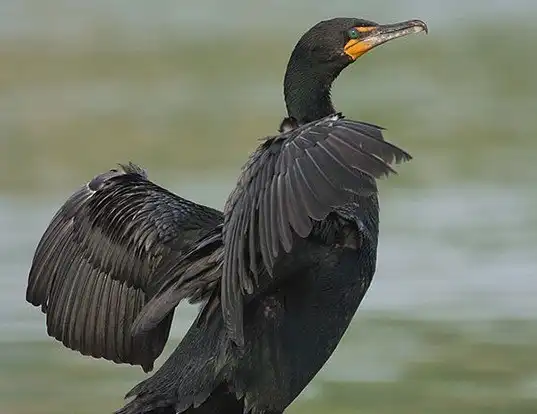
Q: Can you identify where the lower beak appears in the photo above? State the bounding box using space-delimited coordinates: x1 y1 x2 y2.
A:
344 19 428 61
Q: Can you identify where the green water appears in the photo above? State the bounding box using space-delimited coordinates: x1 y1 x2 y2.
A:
1 1 537 413
2 319 536 413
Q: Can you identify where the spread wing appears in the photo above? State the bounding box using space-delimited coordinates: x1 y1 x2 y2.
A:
221 114 412 345
26 163 223 371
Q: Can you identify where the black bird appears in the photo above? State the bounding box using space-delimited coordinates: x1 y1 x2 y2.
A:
26 17 427 414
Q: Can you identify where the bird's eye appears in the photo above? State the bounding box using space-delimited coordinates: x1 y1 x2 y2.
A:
347 28 360 39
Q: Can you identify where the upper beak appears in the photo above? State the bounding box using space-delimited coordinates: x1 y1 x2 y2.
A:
344 19 428 61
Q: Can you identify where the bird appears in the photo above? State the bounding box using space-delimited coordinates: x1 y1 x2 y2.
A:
26 17 427 414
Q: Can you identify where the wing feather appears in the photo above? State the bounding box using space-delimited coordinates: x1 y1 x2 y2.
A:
221 114 412 345
26 163 223 371
122 115 412 349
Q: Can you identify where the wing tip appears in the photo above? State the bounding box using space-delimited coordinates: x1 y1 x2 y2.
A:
25 272 50 311
45 324 158 373
334 118 413 174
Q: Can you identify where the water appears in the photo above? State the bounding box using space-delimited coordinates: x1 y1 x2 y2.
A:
1 0 536 44
1 2 537 412
3 179 536 342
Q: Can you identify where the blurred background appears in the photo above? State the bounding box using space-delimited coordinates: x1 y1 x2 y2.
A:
1 0 536 413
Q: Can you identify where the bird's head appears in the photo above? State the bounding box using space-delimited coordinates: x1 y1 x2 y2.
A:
293 17 428 70
284 17 428 123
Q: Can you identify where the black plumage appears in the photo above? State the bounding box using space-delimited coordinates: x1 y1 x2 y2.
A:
26 163 222 372
220 115 410 346
26 16 427 414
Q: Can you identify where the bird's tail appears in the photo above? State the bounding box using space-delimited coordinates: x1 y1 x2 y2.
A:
115 318 241 414
117 386 242 414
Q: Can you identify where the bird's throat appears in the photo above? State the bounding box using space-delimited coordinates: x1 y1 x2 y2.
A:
283 55 341 125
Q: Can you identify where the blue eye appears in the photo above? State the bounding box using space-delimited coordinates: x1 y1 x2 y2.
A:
348 28 359 39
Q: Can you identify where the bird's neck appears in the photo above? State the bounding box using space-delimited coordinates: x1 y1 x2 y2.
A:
283 55 341 125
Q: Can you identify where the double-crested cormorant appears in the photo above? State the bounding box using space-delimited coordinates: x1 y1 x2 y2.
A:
26 17 427 414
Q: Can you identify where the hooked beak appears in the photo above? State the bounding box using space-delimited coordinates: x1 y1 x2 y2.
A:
344 19 428 61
